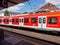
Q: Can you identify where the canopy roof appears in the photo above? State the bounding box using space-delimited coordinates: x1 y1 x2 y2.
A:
0 0 28 9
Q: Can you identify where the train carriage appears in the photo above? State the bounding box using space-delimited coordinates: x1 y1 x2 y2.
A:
0 18 2 24
0 11 60 32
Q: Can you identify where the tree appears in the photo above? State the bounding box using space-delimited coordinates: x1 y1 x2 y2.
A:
23 12 28 14
4 10 9 16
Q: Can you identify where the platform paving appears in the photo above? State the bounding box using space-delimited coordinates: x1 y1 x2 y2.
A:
0 33 34 45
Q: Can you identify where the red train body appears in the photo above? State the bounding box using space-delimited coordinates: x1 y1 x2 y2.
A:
0 11 60 32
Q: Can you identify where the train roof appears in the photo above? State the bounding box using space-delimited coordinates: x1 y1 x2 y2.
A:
1 11 60 18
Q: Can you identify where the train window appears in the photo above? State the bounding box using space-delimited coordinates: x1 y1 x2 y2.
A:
43 18 46 23
24 18 29 23
0 19 2 22
2 19 4 22
31 18 37 23
48 17 57 24
12 19 14 22
16 18 18 22
9 19 12 22
39 18 41 23
6 19 9 22
4 19 5 22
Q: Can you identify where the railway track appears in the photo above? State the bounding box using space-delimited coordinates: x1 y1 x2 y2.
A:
0 25 60 36
0 26 60 44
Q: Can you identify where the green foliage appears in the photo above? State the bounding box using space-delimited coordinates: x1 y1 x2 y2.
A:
4 10 9 16
23 12 28 14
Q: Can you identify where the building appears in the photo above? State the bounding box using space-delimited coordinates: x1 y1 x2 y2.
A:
38 2 60 12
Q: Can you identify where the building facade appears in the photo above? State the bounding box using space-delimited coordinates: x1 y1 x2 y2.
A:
38 2 60 12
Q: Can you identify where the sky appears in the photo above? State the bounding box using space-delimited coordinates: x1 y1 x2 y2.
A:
1 0 60 13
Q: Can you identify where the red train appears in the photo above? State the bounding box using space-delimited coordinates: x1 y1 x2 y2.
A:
0 11 60 32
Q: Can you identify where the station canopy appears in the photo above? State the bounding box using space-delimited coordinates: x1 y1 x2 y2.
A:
0 0 28 9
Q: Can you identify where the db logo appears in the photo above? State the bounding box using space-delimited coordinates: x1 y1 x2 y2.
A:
2 0 8 8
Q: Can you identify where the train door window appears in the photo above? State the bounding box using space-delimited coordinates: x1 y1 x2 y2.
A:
43 18 46 23
39 18 41 23
22 19 23 23
20 19 23 23
16 18 18 22
20 19 21 22
24 18 29 23
48 17 57 24
31 18 37 23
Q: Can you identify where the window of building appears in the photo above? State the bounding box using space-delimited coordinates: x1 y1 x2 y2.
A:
31 18 37 23
48 17 57 24
24 18 29 23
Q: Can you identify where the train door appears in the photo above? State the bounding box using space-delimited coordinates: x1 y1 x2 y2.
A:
9 18 12 25
19 17 24 26
2 19 3 24
38 16 46 28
